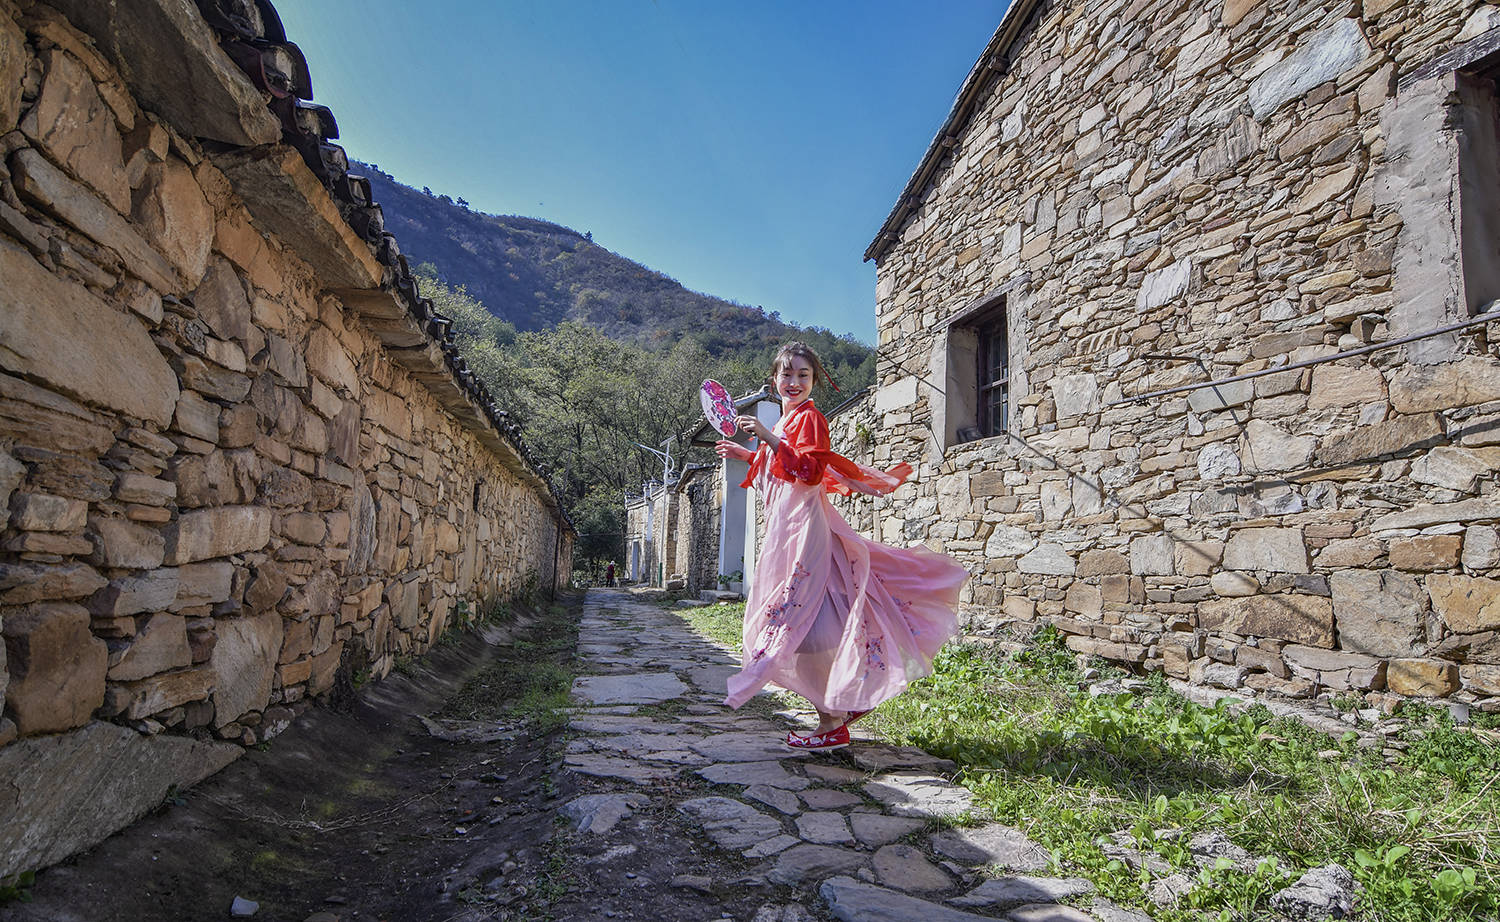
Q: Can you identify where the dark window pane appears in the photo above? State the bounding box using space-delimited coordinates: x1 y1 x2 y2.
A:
968 298 1008 438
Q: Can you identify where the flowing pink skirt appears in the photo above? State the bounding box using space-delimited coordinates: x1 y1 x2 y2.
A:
724 474 967 712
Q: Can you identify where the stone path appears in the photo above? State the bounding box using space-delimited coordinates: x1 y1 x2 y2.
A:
546 589 1150 922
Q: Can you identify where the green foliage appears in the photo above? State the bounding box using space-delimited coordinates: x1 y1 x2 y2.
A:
675 600 746 651
412 266 869 573
1 871 35 905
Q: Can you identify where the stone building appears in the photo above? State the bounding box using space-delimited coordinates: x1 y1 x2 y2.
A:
865 0 1500 708
0 0 572 875
625 390 780 593
624 465 715 590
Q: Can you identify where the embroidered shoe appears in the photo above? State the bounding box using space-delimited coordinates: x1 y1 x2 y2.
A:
785 725 850 751
842 709 872 728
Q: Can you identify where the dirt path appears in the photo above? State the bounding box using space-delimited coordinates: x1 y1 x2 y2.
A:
13 589 1133 922
10 603 577 922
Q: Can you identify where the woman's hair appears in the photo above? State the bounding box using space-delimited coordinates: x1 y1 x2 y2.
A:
772 341 840 392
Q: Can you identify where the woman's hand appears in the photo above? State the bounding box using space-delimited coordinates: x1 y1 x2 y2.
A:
736 414 772 444
715 440 753 462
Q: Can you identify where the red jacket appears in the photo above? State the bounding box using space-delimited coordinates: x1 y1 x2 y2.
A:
741 401 912 497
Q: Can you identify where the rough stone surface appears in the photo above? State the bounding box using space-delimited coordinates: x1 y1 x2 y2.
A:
1018 543 1076 576
1428 576 1500 633
107 666 214 720
133 157 213 285
2 602 108 735
1271 864 1357 921
1330 570 1424 656
850 812 927 848
863 772 975 818
1240 419 1317 473
0 720 239 878
1389 358 1500 413
164 506 272 565
92 517 165 569
820 877 998 922
1386 658 1459 697
677 797 784 852
1388 535 1462 572
107 613 190 682
1463 526 1500 572
51 0 283 146
1199 594 1334 647
1249 19 1371 118
799 788 865 810
796 811 854 845
1222 528 1307 574
173 562 234 609
208 614 282 729
872 843 953 892
1411 446 1492 493
1373 499 1500 532
929 824 1050 870
950 875 1095 908
23 48 129 212
0 238 178 426
571 672 688 705
698 760 809 790
746 784 803 815
0 13 25 132
560 793 648 835
89 570 178 618
769 844 867 885
1283 646 1385 691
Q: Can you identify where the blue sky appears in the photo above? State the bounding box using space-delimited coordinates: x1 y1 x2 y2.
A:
276 2 1008 344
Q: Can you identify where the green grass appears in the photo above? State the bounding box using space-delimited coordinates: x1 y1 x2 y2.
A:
671 603 1500 922
678 599 747 651
439 602 577 733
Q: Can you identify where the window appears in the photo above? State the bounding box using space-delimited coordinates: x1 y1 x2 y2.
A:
942 294 1013 446
975 307 1009 437
1456 67 1499 318
1383 35 1500 361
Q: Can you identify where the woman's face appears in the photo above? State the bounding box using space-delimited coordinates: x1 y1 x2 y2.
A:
776 355 814 407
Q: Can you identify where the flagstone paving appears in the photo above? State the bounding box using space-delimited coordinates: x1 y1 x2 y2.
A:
541 589 1139 921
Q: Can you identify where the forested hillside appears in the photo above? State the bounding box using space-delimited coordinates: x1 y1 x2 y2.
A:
365 165 875 571
417 268 801 569
362 163 873 383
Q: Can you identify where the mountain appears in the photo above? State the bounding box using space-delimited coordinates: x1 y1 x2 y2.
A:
360 164 873 374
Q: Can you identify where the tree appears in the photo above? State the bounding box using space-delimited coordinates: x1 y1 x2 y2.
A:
408 270 873 572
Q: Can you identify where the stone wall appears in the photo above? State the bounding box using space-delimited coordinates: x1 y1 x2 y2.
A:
626 466 721 592
826 389 886 542
677 467 723 592
868 0 1500 709
0 0 571 876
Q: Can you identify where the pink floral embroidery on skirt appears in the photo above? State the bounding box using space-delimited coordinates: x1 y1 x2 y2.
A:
750 562 809 663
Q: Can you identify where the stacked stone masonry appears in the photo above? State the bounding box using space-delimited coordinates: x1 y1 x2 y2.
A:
0 0 571 876
868 0 1500 709
626 465 721 592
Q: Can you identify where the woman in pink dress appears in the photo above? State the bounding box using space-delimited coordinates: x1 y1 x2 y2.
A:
716 343 968 750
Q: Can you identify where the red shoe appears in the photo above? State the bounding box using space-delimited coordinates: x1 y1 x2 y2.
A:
784 725 850 751
842 709 872 728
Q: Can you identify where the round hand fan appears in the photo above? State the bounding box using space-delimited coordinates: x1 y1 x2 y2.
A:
700 379 737 437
